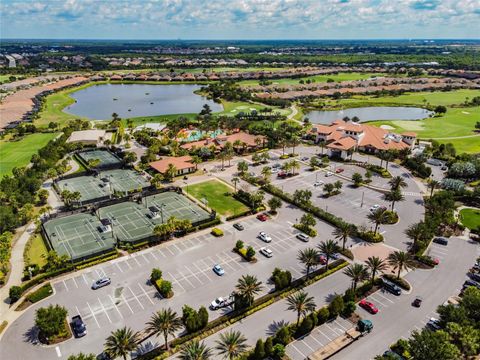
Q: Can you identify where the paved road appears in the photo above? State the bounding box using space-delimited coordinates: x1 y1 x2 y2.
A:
0 201 341 359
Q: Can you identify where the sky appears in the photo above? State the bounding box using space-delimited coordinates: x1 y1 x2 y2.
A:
1 0 479 40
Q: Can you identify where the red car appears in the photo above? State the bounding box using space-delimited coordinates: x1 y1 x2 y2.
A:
335 168 344 173
256 213 269 222
359 299 379 314
277 171 287 179
318 255 327 265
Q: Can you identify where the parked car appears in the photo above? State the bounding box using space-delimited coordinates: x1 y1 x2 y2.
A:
359 299 379 314
260 247 273 258
412 297 423 307
463 279 480 289
296 233 310 242
335 168 344 173
272 163 281 168
301 156 309 161
468 272 480 282
318 255 327 265
277 171 288 179
313 181 324 187
325 171 334 177
212 264 225 276
426 318 441 331
233 223 244 231
91 277 111 290
382 279 402 296
258 231 272 243
256 213 269 222
433 237 449 246
71 315 87 337
271 168 279 174
210 296 234 310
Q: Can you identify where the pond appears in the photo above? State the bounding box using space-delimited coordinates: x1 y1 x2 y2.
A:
305 106 433 124
64 83 223 120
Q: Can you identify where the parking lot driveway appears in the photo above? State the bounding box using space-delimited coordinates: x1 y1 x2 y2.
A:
286 317 353 360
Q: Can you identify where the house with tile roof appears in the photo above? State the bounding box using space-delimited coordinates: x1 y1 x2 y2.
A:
180 131 265 152
149 156 196 176
309 120 416 159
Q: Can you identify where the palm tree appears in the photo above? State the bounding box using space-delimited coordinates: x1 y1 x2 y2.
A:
179 340 212 360
318 239 338 269
164 164 177 182
191 155 202 170
332 222 355 250
289 134 300 155
215 330 248 360
297 248 320 278
261 166 272 182
146 308 183 351
383 188 404 211
388 176 407 191
289 159 300 175
218 151 227 171
367 208 387 235
405 221 426 250
286 291 316 326
231 177 240 193
343 263 369 292
104 327 139 360
365 256 388 284
387 251 415 279
235 275 263 306
428 179 440 197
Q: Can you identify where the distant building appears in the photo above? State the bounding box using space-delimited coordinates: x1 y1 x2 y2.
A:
310 120 416 160
67 130 111 145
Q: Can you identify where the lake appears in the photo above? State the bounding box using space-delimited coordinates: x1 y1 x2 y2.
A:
64 83 223 120
305 106 433 124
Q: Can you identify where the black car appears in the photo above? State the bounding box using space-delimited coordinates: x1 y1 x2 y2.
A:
382 279 402 296
233 223 244 231
71 315 87 337
468 272 480 282
412 297 422 307
463 279 480 289
433 237 448 246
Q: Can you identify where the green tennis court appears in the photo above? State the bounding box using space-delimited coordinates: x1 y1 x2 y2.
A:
43 213 116 261
56 169 150 202
77 149 122 168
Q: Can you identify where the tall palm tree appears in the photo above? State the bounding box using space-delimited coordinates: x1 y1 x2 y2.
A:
405 221 426 250
343 263 369 292
215 330 248 360
383 188 405 211
179 340 212 360
104 327 139 360
318 239 338 269
387 251 415 279
367 208 387 234
286 291 316 326
365 256 388 284
428 179 440 197
297 248 320 278
289 159 300 175
388 176 407 191
332 222 355 250
231 177 240 193
235 275 263 306
146 308 183 351
261 166 272 182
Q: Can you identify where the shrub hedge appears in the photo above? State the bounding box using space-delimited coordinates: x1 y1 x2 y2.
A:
26 283 53 303
359 231 384 243
211 228 224 237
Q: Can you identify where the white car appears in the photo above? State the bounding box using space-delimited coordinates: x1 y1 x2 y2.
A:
314 181 324 187
325 171 334 177
258 231 272 243
370 204 380 212
271 168 279 173
260 247 273 258
296 233 310 242
210 296 234 310
91 277 111 290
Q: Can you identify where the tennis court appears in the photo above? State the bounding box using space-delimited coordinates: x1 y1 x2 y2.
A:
43 213 116 261
56 169 150 202
77 149 122 168
144 191 211 224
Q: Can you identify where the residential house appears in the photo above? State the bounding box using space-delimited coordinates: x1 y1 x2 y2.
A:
149 155 196 176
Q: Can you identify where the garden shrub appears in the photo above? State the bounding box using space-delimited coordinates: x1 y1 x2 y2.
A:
328 295 345 318
150 268 163 282
342 301 356 317
359 230 384 243
155 279 173 298
295 316 314 338
26 283 53 303
382 210 399 224
317 307 330 324
9 286 22 303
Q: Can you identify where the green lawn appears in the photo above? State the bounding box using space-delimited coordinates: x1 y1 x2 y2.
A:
186 180 249 216
25 233 48 268
459 208 480 231
239 72 387 87
0 132 59 177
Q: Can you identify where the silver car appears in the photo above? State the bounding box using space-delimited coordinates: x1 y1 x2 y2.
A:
91 277 111 290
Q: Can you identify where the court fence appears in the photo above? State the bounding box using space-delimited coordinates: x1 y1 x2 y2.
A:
74 148 124 170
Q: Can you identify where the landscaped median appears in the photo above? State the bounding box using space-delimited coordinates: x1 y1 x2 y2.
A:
137 259 349 360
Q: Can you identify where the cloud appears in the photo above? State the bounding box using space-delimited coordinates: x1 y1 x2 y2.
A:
1 0 479 39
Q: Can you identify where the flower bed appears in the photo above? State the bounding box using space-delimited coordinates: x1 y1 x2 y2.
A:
358 230 384 243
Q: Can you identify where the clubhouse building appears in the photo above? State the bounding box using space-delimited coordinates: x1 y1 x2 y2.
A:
310 120 416 159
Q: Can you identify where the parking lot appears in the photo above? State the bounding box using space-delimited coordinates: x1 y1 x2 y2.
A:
286 317 353 360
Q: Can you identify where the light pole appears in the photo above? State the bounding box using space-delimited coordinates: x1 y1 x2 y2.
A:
160 203 166 224
361 191 364 208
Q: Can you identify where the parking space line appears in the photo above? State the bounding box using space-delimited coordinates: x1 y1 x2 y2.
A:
177 270 196 288
82 273 89 286
326 323 343 336
157 249 167 258
71 277 78 288
55 346 61 358
173 244 182 253
167 271 186 293
108 295 123 319
124 259 133 269
318 329 333 341
115 262 124 273
301 339 316 353
142 253 150 264
289 266 303 278
98 298 112 323
165 247 175 256
369 295 388 307
309 332 324 346
127 286 144 310
289 343 307 359
63 280 69 291
334 319 348 331
131 255 142 267
149 251 158 261
138 283 155 304
375 292 395 303
86 301 100 328
192 262 213 282
184 265 204 285
120 293 134 314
